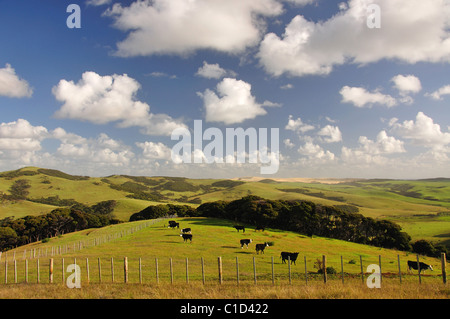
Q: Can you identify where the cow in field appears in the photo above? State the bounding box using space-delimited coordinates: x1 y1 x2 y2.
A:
280 252 299 265
180 233 193 243
168 222 180 229
255 226 265 232
255 243 269 254
407 260 433 274
167 220 177 226
234 225 245 233
181 228 191 233
240 239 252 249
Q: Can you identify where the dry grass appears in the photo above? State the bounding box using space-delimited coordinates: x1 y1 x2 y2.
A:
0 280 448 299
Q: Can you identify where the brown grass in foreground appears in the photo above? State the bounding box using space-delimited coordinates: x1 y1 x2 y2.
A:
0 280 448 299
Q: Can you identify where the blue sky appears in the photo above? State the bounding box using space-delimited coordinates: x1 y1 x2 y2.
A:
0 0 449 179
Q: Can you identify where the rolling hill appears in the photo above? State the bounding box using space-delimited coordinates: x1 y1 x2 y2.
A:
0 166 449 249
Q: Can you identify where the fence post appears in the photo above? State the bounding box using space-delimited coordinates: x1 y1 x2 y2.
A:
253 257 257 285
322 255 327 284
378 255 382 285
341 256 344 284
4 260 7 284
139 258 142 284
416 255 421 284
25 259 28 283
86 258 90 285
155 258 159 284
271 256 274 286
170 258 173 284
201 257 205 285
14 260 17 284
360 255 364 284
49 258 53 284
288 256 291 285
62 258 65 283
98 258 102 283
185 257 189 284
124 257 128 283
111 257 114 283
304 256 308 285
441 253 447 285
397 255 402 284
235 257 239 286
218 257 223 284
37 259 40 284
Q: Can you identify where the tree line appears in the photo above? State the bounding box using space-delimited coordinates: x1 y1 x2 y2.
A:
130 195 448 259
0 200 120 251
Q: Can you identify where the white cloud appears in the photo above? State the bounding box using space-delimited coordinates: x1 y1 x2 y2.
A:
196 61 229 79
136 141 172 160
340 86 397 108
318 125 342 143
358 131 405 155
298 142 335 161
391 74 422 95
86 0 111 6
280 83 293 90
426 84 450 100
389 112 450 150
104 0 283 56
198 78 273 124
0 64 33 98
52 71 185 136
285 115 314 133
283 138 295 148
258 0 450 77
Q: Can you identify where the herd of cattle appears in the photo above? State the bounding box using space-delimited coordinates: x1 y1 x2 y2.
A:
165 220 434 272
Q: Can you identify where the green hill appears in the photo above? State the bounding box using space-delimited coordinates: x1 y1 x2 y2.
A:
0 166 449 248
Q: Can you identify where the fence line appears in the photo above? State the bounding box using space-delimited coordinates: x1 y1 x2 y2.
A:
0 253 446 287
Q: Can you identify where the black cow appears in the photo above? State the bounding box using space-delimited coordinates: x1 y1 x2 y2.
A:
255 243 269 254
168 220 177 226
255 226 265 232
280 252 299 265
234 225 245 233
240 239 252 249
168 222 180 229
407 260 433 273
181 228 191 233
180 233 193 243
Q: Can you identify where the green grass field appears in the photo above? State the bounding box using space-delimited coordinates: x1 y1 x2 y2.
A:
1 217 447 299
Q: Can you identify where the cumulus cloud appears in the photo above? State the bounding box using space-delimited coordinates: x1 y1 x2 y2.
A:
285 115 314 133
318 125 342 143
391 74 422 95
340 86 397 108
196 61 229 79
389 112 450 150
426 84 450 100
52 71 185 136
0 64 33 98
104 0 283 56
298 142 335 161
136 141 172 160
198 78 275 124
258 0 450 77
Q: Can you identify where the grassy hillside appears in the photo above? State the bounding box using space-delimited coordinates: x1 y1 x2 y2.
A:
3 217 444 286
0 167 449 248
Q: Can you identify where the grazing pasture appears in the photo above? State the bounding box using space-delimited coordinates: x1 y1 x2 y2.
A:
0 218 447 299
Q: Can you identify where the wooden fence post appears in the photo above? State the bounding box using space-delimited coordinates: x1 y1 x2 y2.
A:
86 258 90 285
304 256 308 285
98 258 102 283
360 255 364 284
25 259 28 283
111 257 114 283
4 260 7 284
139 258 142 284
201 257 205 285
124 257 128 283
341 256 344 284
185 257 189 284
378 255 382 284
397 255 402 284
322 255 327 284
62 258 65 283
253 257 257 285
416 254 421 284
170 258 173 284
218 257 223 284
155 258 159 284
271 256 275 286
14 260 17 284
49 258 53 283
37 259 40 284
288 256 292 285
235 257 239 286
441 253 447 285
